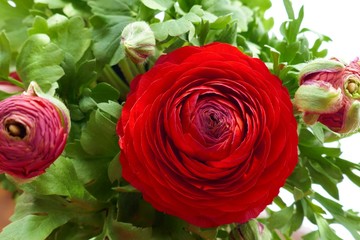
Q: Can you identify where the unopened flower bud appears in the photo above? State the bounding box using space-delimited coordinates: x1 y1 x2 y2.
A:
229 220 271 240
121 21 155 64
294 80 342 114
299 58 345 84
295 57 360 134
0 82 70 179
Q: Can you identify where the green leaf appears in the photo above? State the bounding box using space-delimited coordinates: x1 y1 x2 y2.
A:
30 15 92 63
0 31 11 77
287 164 312 193
202 0 253 32
108 153 122 183
289 202 304 234
280 1 304 43
66 141 116 201
0 0 32 52
298 127 323 147
241 0 271 12
95 221 152 240
20 156 94 201
0 193 73 240
216 21 237 45
90 82 121 103
307 163 340 199
302 231 320 240
267 205 294 229
151 16 194 41
79 96 97 113
310 123 325 143
314 214 342 240
16 34 65 91
0 214 70 240
80 108 119 156
335 158 360 187
28 15 95 101
209 14 232 29
140 0 174 11
98 100 122 119
283 0 295 19
89 0 136 66
314 193 360 239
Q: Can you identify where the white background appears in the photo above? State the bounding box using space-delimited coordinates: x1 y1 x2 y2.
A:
267 1 360 239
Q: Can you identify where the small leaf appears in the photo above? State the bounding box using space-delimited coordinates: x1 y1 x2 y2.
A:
151 17 194 41
267 205 294 229
91 82 121 103
0 214 70 240
314 214 342 240
209 14 232 29
98 101 122 119
80 109 119 156
140 0 174 11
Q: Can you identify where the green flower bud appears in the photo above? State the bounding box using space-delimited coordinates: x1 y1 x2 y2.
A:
121 21 155 64
294 80 343 114
229 220 272 240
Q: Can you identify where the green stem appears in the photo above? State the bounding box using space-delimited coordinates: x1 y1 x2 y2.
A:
137 63 146 74
5 76 25 89
102 65 129 101
128 60 140 77
119 58 135 83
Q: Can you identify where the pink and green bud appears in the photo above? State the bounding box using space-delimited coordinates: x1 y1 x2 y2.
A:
0 82 70 179
299 58 345 84
295 57 360 134
294 80 342 114
121 21 156 64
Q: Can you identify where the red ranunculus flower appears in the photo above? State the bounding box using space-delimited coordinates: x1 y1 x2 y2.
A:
0 89 70 179
117 43 298 227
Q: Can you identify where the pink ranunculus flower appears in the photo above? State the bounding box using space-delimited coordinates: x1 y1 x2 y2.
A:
0 82 70 179
294 58 360 133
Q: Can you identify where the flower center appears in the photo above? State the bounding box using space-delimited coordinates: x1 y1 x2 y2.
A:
344 77 360 98
5 121 27 139
201 109 229 139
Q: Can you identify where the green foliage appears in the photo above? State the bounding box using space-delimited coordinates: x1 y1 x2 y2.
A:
0 0 359 239
16 34 65 91
0 31 11 77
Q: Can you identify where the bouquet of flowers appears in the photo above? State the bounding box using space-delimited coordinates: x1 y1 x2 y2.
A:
0 0 359 239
